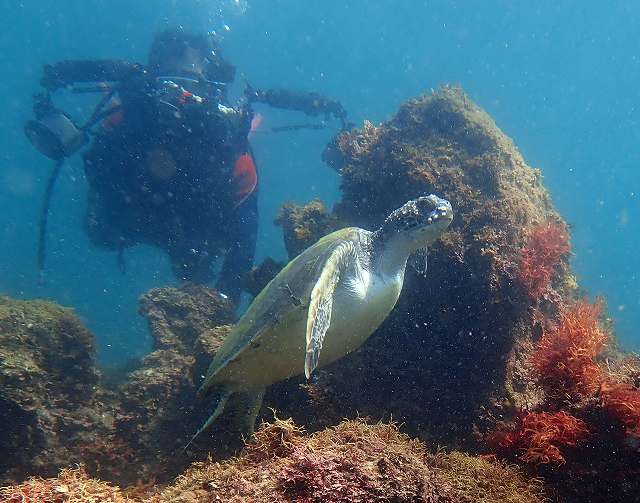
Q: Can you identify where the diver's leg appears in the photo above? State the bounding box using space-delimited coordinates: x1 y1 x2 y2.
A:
169 242 216 283
217 190 258 303
84 189 124 249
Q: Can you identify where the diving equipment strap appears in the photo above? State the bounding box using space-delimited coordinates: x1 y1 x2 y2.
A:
37 158 64 284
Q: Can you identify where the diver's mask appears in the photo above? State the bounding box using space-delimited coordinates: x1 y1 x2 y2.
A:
25 98 86 161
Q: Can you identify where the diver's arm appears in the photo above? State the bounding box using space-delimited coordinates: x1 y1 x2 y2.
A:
217 190 259 305
246 86 347 123
41 60 143 91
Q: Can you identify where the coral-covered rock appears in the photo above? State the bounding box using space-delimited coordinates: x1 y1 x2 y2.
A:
272 86 570 446
0 296 124 484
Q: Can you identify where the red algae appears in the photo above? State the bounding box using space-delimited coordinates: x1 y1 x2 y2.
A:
495 411 589 466
279 447 373 503
518 222 570 301
531 300 607 403
487 294 640 500
600 381 640 437
0 467 129 503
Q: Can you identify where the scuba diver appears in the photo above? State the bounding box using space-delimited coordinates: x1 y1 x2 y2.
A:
25 29 347 304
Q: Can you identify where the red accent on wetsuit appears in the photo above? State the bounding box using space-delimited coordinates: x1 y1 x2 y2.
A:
101 95 124 130
232 152 258 207
103 109 124 129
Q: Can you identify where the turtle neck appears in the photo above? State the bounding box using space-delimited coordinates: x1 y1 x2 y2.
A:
369 229 414 280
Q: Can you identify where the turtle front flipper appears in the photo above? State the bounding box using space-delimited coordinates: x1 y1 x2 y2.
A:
305 240 357 378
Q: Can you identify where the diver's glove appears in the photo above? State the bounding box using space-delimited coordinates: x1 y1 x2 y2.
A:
323 98 348 128
41 64 65 91
243 82 262 103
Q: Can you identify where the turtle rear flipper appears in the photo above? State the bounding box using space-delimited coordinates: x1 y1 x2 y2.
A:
185 388 232 450
226 388 265 437
186 387 265 449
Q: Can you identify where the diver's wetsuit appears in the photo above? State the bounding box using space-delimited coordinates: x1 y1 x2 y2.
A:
44 60 256 303
40 59 346 303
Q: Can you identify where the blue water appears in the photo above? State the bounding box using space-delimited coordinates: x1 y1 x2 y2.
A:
1 1 638 364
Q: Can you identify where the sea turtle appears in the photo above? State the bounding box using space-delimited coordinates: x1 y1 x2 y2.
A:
191 194 453 444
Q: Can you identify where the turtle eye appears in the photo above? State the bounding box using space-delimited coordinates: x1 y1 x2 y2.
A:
417 198 438 215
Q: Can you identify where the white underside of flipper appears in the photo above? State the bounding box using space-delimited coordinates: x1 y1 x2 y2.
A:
324 267 403 362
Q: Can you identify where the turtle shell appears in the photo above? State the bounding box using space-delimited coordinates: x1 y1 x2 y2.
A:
200 227 364 393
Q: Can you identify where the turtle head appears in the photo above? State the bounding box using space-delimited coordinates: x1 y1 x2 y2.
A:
379 195 453 253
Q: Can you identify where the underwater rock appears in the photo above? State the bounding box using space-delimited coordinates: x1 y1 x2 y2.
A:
269 86 572 446
138 282 234 352
0 467 131 503
193 324 232 381
0 296 125 483
0 418 546 503
426 450 545 503
0 285 236 486
116 349 196 477
275 199 342 258
115 284 234 482
244 257 286 297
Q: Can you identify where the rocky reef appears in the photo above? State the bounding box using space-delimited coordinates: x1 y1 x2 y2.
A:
1 418 545 503
0 296 122 483
116 283 234 481
0 284 235 486
0 291 548 501
268 86 639 499
274 199 342 258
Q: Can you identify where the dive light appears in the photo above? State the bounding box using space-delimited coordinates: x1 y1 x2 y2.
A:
25 110 86 161
24 93 87 161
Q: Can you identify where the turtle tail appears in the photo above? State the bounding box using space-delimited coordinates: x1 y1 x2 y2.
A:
185 387 265 450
